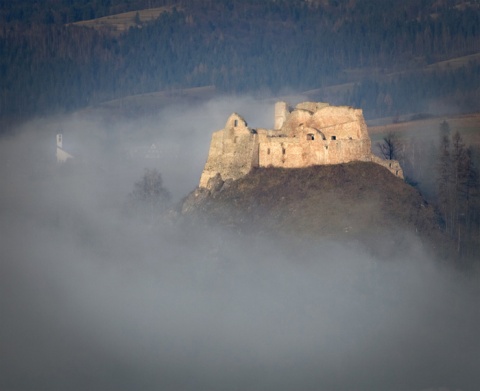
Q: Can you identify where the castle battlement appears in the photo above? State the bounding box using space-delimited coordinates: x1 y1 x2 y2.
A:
199 101 403 189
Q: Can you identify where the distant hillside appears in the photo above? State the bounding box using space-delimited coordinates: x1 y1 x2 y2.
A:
182 162 453 260
1 0 479 123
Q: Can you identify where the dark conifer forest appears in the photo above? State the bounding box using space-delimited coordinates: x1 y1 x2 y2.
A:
1 0 479 121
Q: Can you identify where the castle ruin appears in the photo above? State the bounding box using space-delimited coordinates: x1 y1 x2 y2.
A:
199 101 403 189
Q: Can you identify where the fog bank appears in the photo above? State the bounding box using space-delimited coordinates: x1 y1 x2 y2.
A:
1 97 479 391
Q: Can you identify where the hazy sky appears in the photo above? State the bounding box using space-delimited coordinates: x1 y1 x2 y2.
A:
1 97 479 391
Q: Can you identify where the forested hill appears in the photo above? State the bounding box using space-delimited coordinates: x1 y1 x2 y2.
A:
1 0 479 123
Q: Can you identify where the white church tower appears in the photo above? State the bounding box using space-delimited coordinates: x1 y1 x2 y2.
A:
56 134 73 163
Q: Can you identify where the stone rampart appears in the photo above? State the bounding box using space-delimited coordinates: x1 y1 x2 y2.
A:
199 101 403 189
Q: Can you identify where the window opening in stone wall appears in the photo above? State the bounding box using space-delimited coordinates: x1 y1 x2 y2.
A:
234 120 238 126
307 134 314 141
267 148 270 155
325 146 328 150
331 135 336 140
282 148 286 155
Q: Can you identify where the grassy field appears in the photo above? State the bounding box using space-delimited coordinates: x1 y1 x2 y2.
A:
368 113 480 146
71 5 178 34
426 52 480 71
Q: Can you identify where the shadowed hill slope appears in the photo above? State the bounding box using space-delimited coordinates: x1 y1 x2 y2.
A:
182 162 452 259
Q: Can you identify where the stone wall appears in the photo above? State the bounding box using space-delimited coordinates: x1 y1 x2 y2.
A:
199 113 258 188
199 102 403 189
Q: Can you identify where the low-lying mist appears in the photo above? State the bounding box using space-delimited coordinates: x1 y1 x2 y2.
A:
1 97 479 391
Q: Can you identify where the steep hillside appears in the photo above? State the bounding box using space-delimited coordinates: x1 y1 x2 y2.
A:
182 162 452 259
1 0 479 122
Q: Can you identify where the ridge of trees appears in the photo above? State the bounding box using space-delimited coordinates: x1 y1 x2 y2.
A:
374 118 480 264
126 168 171 224
436 123 480 262
1 0 479 122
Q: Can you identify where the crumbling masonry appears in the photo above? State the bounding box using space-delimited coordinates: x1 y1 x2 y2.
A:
199 101 403 189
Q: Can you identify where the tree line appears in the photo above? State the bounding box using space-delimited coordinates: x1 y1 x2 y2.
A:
1 0 479 122
437 123 479 262
346 62 480 118
378 121 480 265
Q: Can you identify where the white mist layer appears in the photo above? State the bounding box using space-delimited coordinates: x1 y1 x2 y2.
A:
1 97 479 391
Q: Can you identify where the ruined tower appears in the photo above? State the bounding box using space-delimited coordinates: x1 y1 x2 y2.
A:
199 101 403 189
274 101 289 130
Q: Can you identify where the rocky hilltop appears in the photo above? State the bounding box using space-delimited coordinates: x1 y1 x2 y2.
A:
183 162 451 259
185 101 452 259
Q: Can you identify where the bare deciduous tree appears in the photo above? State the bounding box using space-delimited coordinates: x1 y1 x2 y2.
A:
437 127 480 261
128 168 171 223
378 131 400 160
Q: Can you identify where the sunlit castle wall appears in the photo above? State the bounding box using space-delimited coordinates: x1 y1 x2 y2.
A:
199 102 402 189
258 104 372 168
199 113 258 188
